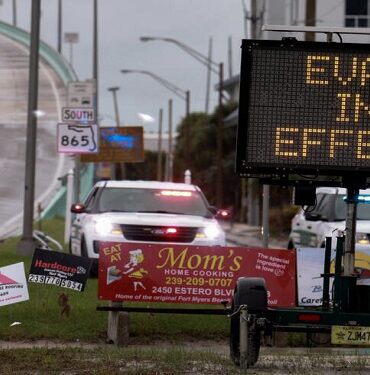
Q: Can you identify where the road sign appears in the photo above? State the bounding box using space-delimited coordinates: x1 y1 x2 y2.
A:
67 81 95 107
57 123 99 154
62 107 96 124
236 39 370 180
80 126 144 163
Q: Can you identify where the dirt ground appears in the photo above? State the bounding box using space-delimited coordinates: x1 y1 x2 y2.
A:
0 339 369 374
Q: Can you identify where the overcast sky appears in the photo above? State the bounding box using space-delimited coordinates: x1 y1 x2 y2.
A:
1 0 246 132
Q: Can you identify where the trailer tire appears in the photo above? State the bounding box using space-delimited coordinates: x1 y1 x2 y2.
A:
230 277 267 367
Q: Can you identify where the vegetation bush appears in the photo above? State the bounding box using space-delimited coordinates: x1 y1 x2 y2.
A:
269 204 300 237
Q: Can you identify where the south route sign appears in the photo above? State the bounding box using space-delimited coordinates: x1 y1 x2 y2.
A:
236 39 370 180
80 126 144 163
62 107 95 124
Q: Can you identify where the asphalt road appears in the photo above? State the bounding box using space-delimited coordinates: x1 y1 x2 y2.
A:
0 33 70 239
222 221 288 249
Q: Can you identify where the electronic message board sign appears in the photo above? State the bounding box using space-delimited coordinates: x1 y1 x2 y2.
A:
236 39 370 182
80 126 144 163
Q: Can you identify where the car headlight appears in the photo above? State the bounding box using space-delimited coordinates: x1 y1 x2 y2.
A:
196 224 221 240
355 232 370 245
94 219 122 235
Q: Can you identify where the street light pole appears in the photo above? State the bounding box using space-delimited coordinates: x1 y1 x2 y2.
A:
12 0 17 27
108 86 120 125
17 0 41 255
157 108 163 181
140 36 224 206
168 98 173 182
216 63 224 207
57 0 62 53
108 86 125 180
121 69 191 173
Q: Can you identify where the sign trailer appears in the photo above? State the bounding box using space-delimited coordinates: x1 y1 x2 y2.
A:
231 31 370 369
236 39 370 186
96 29 370 369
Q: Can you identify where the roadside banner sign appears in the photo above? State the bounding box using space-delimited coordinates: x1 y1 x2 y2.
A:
0 262 29 307
57 123 99 154
296 247 370 306
62 107 96 124
98 243 296 307
28 248 92 292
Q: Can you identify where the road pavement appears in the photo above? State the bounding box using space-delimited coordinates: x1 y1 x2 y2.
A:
0 33 71 239
222 221 288 249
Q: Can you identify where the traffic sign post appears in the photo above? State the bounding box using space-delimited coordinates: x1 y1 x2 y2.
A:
64 80 97 202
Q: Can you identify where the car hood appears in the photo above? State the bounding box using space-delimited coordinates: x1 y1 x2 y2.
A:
91 212 218 227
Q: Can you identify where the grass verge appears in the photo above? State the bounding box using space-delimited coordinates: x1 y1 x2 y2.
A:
0 218 229 343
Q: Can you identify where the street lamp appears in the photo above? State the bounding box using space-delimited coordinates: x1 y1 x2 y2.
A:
108 86 120 126
140 36 224 207
107 86 125 180
120 69 191 179
64 32 79 69
17 0 41 255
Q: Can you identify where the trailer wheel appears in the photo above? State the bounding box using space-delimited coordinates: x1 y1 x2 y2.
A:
230 303 261 366
230 277 266 367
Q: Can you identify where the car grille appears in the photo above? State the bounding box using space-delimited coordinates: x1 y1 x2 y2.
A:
120 224 198 243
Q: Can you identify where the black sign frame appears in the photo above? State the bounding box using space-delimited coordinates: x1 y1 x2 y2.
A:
236 39 370 184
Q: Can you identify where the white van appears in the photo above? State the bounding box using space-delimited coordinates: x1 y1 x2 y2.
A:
288 187 370 250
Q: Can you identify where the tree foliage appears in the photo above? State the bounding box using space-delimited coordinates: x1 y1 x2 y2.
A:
173 101 239 207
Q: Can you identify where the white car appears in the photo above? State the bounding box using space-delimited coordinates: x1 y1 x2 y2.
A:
69 180 226 275
288 187 370 250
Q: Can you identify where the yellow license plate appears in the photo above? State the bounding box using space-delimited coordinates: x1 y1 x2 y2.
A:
332 325 370 345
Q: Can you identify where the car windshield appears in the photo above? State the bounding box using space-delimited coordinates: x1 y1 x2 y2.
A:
96 187 211 217
334 195 370 220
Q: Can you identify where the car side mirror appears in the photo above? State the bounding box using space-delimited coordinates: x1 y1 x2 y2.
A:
208 206 218 216
71 203 86 214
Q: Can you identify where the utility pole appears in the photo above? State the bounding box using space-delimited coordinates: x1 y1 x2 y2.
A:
164 99 173 182
228 36 233 78
157 108 163 181
205 37 212 113
305 0 316 41
57 0 62 53
247 0 261 227
216 63 224 207
93 0 98 112
168 98 173 182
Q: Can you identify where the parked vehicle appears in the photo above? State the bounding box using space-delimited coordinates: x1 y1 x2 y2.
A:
70 180 226 275
288 187 370 250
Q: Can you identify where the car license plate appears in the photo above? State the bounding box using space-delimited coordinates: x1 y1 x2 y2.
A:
332 325 370 345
